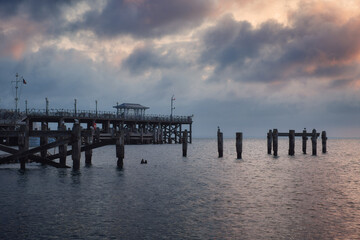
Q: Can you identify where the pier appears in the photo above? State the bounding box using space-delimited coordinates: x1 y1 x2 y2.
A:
0 106 193 170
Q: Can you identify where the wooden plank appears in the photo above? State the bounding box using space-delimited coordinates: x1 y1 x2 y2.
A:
278 132 320 137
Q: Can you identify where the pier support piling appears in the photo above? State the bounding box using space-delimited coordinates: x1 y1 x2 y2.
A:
217 128 223 158
273 129 278 157
19 123 29 170
267 130 272 154
236 132 243 159
72 122 81 170
58 122 67 167
85 128 94 165
302 129 308 154
322 131 327 153
311 129 317 156
116 131 125 168
40 122 48 158
289 130 295 156
182 130 188 157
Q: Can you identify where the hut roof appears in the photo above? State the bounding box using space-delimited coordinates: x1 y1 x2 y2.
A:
113 103 149 110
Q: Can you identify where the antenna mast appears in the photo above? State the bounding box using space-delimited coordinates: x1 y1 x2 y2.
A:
12 73 23 113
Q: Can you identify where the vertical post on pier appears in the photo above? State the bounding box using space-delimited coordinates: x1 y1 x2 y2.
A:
273 129 278 157
289 130 295 156
182 130 188 157
72 122 81 170
311 129 317 156
40 122 48 159
19 121 29 170
267 129 272 154
140 128 144 144
85 127 94 165
321 131 327 153
189 123 192 144
116 131 125 168
217 127 223 158
236 132 243 159
58 122 67 167
302 128 308 154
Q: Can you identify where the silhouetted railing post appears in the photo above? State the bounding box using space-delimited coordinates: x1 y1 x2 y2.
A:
289 130 295 156
236 132 243 159
217 128 223 158
273 129 278 157
321 131 327 153
182 130 188 157
311 129 317 156
302 128 308 154
267 129 272 154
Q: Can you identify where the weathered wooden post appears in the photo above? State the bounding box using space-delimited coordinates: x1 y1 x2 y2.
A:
302 128 308 154
71 122 81 170
19 122 29 170
116 131 125 168
321 131 327 153
182 130 188 157
289 130 295 156
58 122 67 167
85 127 94 165
273 129 278 157
40 122 48 158
311 129 317 156
267 129 272 154
217 127 223 158
236 132 243 159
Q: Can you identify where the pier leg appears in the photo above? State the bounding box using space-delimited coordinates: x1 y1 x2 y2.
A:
58 123 67 167
40 122 48 159
273 129 278 157
19 123 29 170
236 132 243 159
321 131 327 153
311 129 317 156
116 132 125 168
189 123 192 144
182 130 188 157
72 123 81 170
302 129 307 154
289 130 295 156
85 128 94 165
217 128 223 158
267 130 272 154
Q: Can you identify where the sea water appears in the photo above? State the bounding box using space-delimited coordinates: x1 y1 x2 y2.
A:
0 138 360 239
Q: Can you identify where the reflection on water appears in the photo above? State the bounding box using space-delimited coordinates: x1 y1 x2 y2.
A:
0 139 360 239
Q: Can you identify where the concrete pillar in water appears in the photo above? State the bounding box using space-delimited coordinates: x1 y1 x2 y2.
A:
311 129 317 156
273 129 278 157
217 127 223 158
267 129 272 154
182 130 188 157
321 131 327 153
302 128 308 154
288 130 295 156
236 132 243 159
72 122 81 170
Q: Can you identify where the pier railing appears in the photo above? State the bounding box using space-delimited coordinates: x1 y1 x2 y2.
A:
0 108 193 123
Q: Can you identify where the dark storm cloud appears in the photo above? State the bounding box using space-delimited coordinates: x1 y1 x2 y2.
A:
0 0 73 20
200 10 360 84
80 0 215 38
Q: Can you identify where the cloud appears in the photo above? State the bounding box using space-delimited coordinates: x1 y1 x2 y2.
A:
199 4 360 85
80 0 215 38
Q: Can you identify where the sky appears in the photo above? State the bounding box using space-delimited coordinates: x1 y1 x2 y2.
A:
1 0 360 138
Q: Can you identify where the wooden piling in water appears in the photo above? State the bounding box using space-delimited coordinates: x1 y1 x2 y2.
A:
71 122 81 170
321 131 327 153
116 131 125 168
182 130 188 157
58 122 67 167
85 128 94 165
19 123 29 170
311 129 317 156
236 132 243 159
267 129 272 154
273 129 278 157
40 122 48 158
217 128 223 158
289 130 295 156
302 129 308 154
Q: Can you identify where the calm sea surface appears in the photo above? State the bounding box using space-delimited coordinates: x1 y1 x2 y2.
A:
1 138 360 239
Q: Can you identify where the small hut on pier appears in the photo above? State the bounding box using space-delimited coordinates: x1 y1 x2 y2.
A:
113 103 149 118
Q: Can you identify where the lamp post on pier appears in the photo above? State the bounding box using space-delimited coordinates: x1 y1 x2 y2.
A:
170 95 175 121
